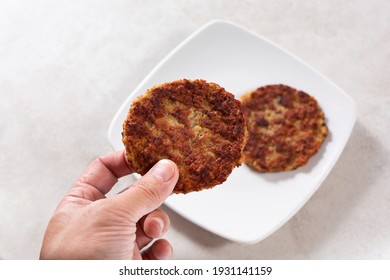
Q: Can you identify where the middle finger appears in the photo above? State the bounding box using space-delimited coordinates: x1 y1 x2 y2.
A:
136 208 170 249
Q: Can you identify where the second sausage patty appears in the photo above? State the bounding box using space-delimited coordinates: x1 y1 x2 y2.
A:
240 84 328 172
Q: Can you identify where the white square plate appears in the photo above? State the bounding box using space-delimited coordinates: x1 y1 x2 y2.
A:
108 20 357 244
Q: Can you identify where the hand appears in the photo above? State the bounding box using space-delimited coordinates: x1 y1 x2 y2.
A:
40 150 179 260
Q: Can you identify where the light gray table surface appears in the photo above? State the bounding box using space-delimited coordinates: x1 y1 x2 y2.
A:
1 0 389 259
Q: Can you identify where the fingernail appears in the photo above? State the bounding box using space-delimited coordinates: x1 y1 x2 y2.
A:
152 217 164 236
155 243 173 260
149 160 175 182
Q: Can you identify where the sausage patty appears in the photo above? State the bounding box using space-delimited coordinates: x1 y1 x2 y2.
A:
240 84 328 172
122 79 247 193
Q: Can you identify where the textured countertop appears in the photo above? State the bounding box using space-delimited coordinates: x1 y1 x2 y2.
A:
1 0 389 259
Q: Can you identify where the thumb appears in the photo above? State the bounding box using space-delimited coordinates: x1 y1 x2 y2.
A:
111 159 179 220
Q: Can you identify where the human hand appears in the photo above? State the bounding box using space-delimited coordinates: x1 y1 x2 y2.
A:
40 150 179 260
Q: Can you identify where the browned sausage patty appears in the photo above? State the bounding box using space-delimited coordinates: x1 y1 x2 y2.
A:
240 84 328 172
122 79 247 193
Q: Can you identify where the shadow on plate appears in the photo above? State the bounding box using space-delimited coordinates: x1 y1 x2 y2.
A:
162 204 229 248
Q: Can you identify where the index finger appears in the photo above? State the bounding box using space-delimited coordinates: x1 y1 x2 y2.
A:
71 150 134 200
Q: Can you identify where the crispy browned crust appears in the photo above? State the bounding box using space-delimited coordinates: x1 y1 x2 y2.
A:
240 84 328 172
122 79 247 194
